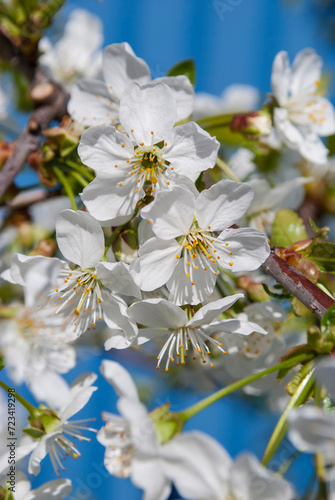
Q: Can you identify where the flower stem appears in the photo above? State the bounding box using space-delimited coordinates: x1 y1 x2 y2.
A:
53 166 77 211
262 362 315 466
104 222 130 257
0 379 37 416
216 157 241 182
178 353 315 423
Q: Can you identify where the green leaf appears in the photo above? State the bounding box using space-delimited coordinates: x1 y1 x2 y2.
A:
271 209 308 247
167 58 196 86
321 303 335 332
308 242 335 273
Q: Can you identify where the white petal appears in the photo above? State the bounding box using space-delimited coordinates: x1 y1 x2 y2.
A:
61 373 97 421
28 371 71 409
290 48 322 96
206 318 268 336
141 186 195 239
27 478 72 499
217 227 270 272
155 75 195 122
131 458 172 500
56 209 104 268
273 108 304 148
97 261 141 298
299 133 329 165
128 298 188 329
81 176 141 223
102 292 138 344
164 122 219 181
271 51 290 106
28 433 60 476
187 294 244 328
248 177 310 214
100 359 139 400
315 358 335 401
3 254 63 307
78 124 133 175
119 82 177 144
102 42 151 99
230 454 295 500
68 79 118 127
310 97 335 136
160 431 232 500
131 327 169 345
167 257 217 306
196 179 254 231
288 406 335 458
130 237 180 291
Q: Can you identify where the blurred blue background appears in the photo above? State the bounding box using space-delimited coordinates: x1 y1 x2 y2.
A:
4 0 334 498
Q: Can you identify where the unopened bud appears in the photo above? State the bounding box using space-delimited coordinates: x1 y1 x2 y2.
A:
231 110 271 138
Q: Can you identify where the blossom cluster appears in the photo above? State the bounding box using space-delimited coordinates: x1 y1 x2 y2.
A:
1 8 335 500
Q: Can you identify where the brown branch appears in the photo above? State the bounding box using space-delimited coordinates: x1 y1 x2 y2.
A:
0 29 69 200
262 250 335 318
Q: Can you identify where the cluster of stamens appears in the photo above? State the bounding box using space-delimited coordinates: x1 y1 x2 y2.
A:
175 223 234 285
102 414 134 478
51 267 103 335
286 81 328 126
156 326 226 371
116 130 174 196
49 418 97 476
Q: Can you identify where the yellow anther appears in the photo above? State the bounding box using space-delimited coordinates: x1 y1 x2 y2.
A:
176 254 180 259
191 281 195 285
186 273 191 277
119 182 123 186
225 243 229 246
229 262 233 266
151 131 154 135
147 220 151 224
131 129 134 132
121 144 125 148
74 308 80 315
194 266 199 270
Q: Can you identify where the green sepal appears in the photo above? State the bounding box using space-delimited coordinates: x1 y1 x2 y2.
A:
5 489 15 500
277 344 315 382
167 58 196 86
41 413 60 434
271 209 308 247
22 426 45 439
151 402 184 444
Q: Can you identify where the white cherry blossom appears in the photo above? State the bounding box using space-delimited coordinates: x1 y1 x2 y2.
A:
128 295 268 371
2 210 139 345
98 359 236 500
208 453 295 500
130 180 270 305
246 176 312 232
68 42 194 126
79 81 219 225
194 83 260 119
39 9 103 89
28 372 98 476
1 472 72 500
1 257 75 408
271 48 335 164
